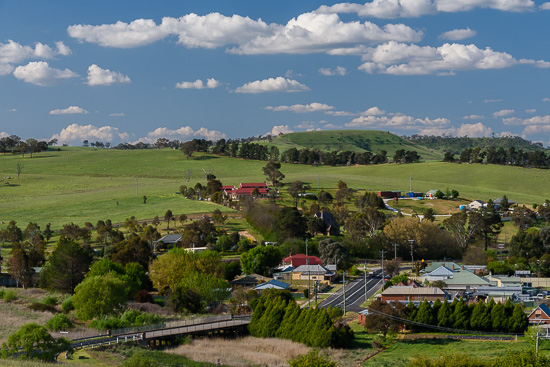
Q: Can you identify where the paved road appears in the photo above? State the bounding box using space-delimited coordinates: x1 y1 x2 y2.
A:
318 269 384 313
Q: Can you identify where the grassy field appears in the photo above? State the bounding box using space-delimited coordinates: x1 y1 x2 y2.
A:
271 130 444 161
1 147 550 230
363 336 536 366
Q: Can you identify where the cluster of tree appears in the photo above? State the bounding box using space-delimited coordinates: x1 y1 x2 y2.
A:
443 201 503 252
406 298 528 333
248 290 354 348
0 323 71 362
0 135 49 157
408 134 545 154
392 149 421 163
149 249 229 313
280 147 391 166
445 145 550 168
82 140 111 148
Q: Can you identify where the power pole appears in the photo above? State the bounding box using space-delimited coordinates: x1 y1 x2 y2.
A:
136 177 138 197
380 250 386 284
408 239 415 268
409 173 412 193
343 271 346 315
364 260 368 302
305 238 308 256
393 243 399 260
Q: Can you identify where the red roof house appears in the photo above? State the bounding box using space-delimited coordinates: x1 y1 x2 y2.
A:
282 254 323 267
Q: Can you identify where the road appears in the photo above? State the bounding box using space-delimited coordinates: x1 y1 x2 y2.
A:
318 268 384 313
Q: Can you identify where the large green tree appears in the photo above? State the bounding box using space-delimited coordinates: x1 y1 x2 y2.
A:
73 274 129 321
240 245 282 276
40 237 93 293
262 161 285 186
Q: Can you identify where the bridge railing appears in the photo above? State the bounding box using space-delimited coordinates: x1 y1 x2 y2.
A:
144 315 251 339
110 314 246 337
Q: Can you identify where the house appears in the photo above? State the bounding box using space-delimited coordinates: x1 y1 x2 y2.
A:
425 190 439 199
493 197 517 210
380 286 448 303
378 191 401 199
529 304 550 325
225 182 270 200
282 254 323 267
291 264 336 282
253 279 291 294
157 234 182 245
442 270 492 292
421 265 455 282
423 262 463 273
183 246 207 254
469 200 486 210
395 279 421 287
229 274 272 290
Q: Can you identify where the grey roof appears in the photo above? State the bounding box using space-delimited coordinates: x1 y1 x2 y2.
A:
158 234 182 243
254 279 291 290
382 286 446 296
293 264 332 275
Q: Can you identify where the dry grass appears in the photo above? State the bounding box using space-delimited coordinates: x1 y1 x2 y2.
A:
0 299 53 343
169 337 310 367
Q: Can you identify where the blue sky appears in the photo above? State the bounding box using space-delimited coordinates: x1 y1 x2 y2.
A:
1 0 549 146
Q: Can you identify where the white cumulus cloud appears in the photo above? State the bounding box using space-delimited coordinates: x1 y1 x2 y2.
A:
346 113 450 130
541 2 550 9
317 0 534 18
108 112 125 117
229 12 422 55
86 64 130 86
235 77 309 93
13 61 78 86
175 78 221 89
439 28 477 41
361 106 386 116
68 12 421 54
526 109 536 113
51 123 129 145
463 114 484 119
418 123 493 137
543 98 550 102
49 106 89 115
68 19 169 48
358 41 534 75
265 102 333 113
319 66 347 76
135 126 226 144
268 125 294 136
493 109 515 117
0 40 71 76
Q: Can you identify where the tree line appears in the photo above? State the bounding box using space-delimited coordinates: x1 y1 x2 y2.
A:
445 145 550 168
248 290 354 348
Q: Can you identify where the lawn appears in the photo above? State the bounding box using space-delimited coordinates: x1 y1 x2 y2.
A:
1 147 550 231
363 336 537 366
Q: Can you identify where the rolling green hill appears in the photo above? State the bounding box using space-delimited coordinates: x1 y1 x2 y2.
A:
270 130 444 161
1 147 549 230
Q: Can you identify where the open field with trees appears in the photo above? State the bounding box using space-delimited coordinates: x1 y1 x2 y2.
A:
1 147 550 230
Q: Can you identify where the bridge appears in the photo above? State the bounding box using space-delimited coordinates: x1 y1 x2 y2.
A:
69 314 251 350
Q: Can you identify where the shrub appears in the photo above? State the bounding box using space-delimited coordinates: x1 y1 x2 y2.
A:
43 295 58 306
61 297 74 313
3 289 17 302
28 302 57 313
288 350 336 367
0 289 4 298
46 314 73 331
90 310 165 331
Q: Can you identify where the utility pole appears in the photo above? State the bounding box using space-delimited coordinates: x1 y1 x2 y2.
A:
136 177 138 197
408 239 415 268
409 173 412 193
343 271 346 315
393 243 399 260
305 238 308 256
380 250 386 284
364 261 368 302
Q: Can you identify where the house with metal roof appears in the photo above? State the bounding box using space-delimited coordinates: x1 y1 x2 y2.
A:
253 279 291 294
291 264 336 282
529 304 550 325
380 286 448 303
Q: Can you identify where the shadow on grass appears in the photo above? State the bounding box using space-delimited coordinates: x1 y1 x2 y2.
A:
192 155 221 161
399 338 461 346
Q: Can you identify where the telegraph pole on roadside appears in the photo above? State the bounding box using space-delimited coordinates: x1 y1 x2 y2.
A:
380 250 386 284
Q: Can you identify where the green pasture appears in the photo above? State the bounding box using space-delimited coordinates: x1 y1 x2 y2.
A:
363 337 536 366
272 130 444 161
1 148 549 230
